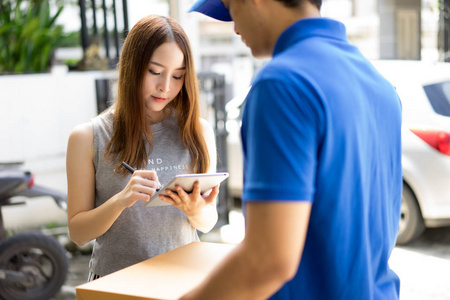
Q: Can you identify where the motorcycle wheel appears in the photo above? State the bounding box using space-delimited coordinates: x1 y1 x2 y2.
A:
0 232 69 300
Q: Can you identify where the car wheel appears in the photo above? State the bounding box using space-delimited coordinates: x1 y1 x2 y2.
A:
396 183 425 245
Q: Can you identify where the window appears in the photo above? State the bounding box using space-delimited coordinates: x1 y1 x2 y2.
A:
423 81 450 117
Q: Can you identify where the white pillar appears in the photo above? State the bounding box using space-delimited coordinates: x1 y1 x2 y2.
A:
169 0 201 70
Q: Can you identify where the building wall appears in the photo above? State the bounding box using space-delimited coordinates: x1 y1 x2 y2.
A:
0 67 117 230
378 0 422 60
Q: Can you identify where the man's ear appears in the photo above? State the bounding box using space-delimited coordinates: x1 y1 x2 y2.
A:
251 0 268 12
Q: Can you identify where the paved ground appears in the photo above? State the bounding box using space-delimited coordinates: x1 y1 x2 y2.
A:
51 254 90 300
392 226 450 300
51 217 450 300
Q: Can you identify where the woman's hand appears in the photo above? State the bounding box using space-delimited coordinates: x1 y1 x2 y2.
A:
117 170 161 209
159 182 220 217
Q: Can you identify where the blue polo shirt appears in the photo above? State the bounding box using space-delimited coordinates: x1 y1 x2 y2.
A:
241 18 402 299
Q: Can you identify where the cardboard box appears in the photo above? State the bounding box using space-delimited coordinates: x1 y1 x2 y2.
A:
76 242 236 300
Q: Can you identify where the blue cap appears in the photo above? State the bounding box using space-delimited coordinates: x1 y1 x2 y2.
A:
188 0 232 22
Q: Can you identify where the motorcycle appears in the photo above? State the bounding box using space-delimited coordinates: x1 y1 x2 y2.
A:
0 162 69 300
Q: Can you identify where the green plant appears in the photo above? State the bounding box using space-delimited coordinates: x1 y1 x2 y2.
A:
57 30 81 48
44 221 59 229
0 0 64 73
62 58 80 66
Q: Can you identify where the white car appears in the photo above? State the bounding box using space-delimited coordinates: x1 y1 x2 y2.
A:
225 60 450 245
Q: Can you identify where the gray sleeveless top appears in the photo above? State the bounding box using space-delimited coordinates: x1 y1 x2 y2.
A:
90 110 199 276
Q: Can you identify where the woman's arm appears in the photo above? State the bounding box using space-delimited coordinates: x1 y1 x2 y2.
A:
66 122 122 246
66 122 160 246
186 118 219 232
183 118 219 232
159 118 219 233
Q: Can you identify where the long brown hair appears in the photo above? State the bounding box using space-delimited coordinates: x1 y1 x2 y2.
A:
105 15 210 174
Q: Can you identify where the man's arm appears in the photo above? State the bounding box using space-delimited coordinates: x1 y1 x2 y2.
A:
180 200 312 300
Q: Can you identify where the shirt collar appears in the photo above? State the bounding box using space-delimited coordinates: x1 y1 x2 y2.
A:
273 18 348 56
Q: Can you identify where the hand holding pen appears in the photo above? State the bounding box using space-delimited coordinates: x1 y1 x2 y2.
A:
117 161 161 208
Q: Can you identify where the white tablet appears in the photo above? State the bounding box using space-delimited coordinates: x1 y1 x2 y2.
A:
146 172 229 207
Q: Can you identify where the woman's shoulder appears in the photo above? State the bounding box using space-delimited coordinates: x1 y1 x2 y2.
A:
199 118 215 142
69 109 114 143
68 121 94 148
90 109 115 137
70 121 93 135
199 118 214 132
92 108 114 125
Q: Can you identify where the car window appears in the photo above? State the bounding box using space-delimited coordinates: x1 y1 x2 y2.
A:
423 81 450 117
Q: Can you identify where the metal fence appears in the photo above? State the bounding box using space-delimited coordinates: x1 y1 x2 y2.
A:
79 0 129 68
197 72 230 227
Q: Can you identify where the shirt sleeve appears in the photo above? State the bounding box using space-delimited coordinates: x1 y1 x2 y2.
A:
241 78 325 202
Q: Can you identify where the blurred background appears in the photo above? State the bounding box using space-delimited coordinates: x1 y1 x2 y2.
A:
1 0 450 299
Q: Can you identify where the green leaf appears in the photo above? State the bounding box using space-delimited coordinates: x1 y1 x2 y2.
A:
0 23 12 36
0 0 65 73
49 6 64 27
38 1 50 28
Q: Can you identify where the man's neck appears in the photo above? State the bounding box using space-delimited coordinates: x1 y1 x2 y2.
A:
264 1 321 52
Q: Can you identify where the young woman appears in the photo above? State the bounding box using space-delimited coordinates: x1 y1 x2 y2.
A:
66 14 219 280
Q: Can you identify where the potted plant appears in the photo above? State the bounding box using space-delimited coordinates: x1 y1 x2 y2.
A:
0 0 64 74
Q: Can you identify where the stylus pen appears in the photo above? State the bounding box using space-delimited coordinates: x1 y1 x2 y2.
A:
121 161 160 191
121 161 136 174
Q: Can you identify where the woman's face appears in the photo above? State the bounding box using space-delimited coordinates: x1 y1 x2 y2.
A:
142 41 186 123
